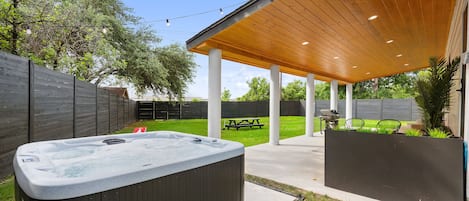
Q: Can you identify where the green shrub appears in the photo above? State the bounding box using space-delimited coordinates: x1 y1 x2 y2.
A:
404 129 422 137
427 128 449 139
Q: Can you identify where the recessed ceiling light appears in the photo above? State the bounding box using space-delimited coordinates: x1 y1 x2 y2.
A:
333 56 339 59
366 72 371 75
352 66 358 69
368 15 378 21
302 41 309 45
396 54 402 57
404 63 409 66
386 40 394 44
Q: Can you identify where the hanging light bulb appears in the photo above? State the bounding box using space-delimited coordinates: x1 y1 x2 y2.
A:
219 8 224 15
166 19 170 27
26 26 31 35
102 27 107 34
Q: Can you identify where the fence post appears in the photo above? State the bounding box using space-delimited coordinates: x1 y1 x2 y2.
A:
95 85 98 136
152 101 155 120
28 60 34 142
108 91 111 133
73 77 76 138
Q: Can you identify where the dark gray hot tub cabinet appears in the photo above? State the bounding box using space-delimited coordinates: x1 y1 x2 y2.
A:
16 155 245 201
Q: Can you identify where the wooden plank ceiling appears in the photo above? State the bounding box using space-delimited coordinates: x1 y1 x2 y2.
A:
187 0 455 83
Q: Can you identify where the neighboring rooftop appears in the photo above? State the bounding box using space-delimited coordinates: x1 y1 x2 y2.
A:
103 87 129 99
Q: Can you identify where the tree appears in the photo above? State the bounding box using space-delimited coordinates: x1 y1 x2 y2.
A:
0 0 196 99
314 82 330 100
415 57 459 131
238 77 269 101
282 80 306 100
314 72 417 100
221 88 231 101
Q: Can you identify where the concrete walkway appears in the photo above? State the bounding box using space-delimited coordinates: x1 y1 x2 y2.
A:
245 133 378 201
245 181 295 201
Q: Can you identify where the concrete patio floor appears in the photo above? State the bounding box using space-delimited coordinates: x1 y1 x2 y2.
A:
245 133 378 201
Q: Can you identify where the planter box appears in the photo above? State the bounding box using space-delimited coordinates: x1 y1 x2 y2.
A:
325 130 464 201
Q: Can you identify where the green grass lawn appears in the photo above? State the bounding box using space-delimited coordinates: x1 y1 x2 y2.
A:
0 176 14 201
115 116 322 147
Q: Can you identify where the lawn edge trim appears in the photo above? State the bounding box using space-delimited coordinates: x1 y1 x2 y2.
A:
244 174 339 201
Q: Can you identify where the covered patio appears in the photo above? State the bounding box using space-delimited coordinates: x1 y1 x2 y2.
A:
186 0 456 141
187 0 464 200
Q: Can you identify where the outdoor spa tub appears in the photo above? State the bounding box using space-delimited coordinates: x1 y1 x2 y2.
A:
14 131 245 201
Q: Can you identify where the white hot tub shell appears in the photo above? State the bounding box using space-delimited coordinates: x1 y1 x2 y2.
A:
14 131 245 201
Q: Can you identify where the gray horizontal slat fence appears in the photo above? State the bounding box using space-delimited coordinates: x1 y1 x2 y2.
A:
356 99 382 120
337 101 346 118
181 102 205 119
314 100 330 116
118 97 124 129
0 53 29 178
382 99 411 120
411 100 422 120
97 89 110 135
142 99 421 122
33 64 74 142
75 80 97 137
281 101 301 116
256 101 269 117
110 94 118 132
0 51 137 179
124 99 129 124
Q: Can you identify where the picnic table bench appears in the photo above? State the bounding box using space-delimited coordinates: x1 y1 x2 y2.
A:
224 118 264 130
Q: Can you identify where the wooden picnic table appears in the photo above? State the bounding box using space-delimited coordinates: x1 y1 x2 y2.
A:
224 117 264 130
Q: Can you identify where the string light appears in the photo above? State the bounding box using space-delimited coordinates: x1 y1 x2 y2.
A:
22 0 245 34
142 1 245 25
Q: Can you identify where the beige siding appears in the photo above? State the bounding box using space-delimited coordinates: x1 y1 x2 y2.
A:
445 0 466 136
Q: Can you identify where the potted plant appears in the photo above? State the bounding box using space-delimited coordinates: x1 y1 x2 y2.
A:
414 57 460 136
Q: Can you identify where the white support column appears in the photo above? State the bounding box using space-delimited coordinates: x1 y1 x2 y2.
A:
306 73 315 137
345 84 353 120
270 65 280 145
208 48 221 138
330 80 338 110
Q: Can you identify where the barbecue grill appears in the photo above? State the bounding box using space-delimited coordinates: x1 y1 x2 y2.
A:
320 109 340 133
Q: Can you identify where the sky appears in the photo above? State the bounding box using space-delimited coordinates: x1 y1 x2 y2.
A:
121 0 307 99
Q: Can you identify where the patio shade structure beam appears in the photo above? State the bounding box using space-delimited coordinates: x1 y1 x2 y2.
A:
305 73 315 137
330 80 338 111
270 64 280 145
208 48 222 138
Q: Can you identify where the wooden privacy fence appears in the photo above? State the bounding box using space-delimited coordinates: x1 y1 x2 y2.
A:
137 99 421 121
0 52 137 179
